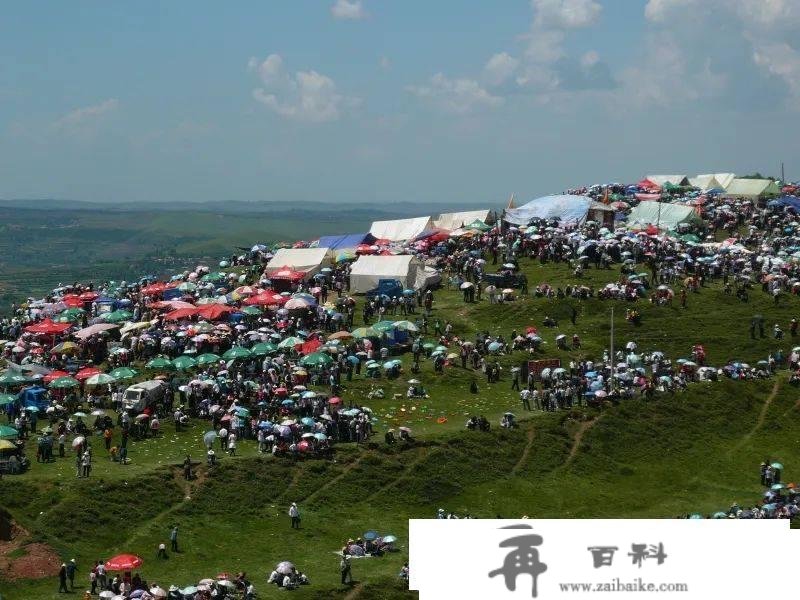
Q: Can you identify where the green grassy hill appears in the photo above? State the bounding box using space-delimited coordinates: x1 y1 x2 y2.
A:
2 246 799 599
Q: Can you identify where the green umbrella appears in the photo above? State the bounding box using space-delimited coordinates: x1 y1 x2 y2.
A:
251 342 278 356
278 337 303 349
222 347 253 360
241 305 262 316
372 321 397 333
49 376 80 389
351 327 378 339
393 320 419 332
109 367 138 380
171 355 198 370
55 308 85 323
0 393 15 406
85 373 116 386
201 272 226 282
771 462 784 470
0 372 30 385
177 281 197 292
0 425 18 439
196 353 221 366
146 357 175 370
102 310 133 323
300 352 334 368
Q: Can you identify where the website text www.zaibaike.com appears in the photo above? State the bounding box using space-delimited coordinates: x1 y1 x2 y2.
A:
558 578 689 593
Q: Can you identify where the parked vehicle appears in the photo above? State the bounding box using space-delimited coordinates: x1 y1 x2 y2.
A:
123 380 168 413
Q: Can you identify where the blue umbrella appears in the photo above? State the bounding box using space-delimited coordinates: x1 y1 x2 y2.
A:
402 289 415 296
488 342 502 352
363 530 379 541
313 432 327 441
346 355 360 365
301 417 315 427
281 399 295 406
258 420 273 429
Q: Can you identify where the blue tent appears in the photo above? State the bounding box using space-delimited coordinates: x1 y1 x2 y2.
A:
18 386 48 411
768 196 800 211
317 233 373 250
504 195 592 226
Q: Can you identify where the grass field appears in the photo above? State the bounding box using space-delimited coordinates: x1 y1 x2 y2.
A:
2 248 800 599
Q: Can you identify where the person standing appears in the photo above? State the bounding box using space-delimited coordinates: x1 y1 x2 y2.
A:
58 563 68 593
170 525 179 553
182 455 192 480
96 560 106 590
340 553 352 585
289 502 300 529
66 558 77 591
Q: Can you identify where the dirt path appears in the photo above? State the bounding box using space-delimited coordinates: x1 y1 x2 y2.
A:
364 453 429 503
344 582 364 599
733 379 781 452
301 456 364 505
564 417 601 468
0 521 61 581
511 428 535 476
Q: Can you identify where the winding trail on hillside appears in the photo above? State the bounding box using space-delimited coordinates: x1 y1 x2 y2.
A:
564 417 601 468
511 428 536 476
364 452 430 503
733 379 781 452
301 456 365 505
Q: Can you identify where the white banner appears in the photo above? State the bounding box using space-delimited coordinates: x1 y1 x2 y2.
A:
410 519 793 599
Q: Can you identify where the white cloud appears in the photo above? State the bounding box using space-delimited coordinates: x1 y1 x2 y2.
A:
753 42 800 101
331 0 365 20
249 54 359 122
54 98 119 130
483 52 520 86
644 0 696 22
580 50 599 68
407 73 503 115
532 0 601 29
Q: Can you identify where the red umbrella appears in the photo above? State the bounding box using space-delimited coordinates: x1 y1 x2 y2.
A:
195 304 235 321
62 296 85 308
164 307 199 321
105 554 143 571
141 282 167 295
297 440 311 452
328 397 342 405
270 267 305 281
24 319 72 335
79 291 99 301
75 367 101 381
43 370 70 384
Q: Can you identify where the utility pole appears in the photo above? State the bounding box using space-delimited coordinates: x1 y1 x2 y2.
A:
781 162 785 184
609 306 614 391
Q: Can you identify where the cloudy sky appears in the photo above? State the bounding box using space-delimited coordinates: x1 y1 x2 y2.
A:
1 0 798 205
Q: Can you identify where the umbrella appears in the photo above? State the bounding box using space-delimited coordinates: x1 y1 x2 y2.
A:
314 432 327 441
52 341 79 354
105 554 143 571
102 310 134 323
0 393 16 406
146 357 175 371
0 425 18 439
99 592 115 599
110 367 138 380
0 372 30 385
85 373 116 386
373 320 397 333
771 462 784 470
352 327 378 338
278 336 303 348
203 431 218 446
363 530 379 541
49 376 80 389
171 355 198 370
276 561 295 575
300 352 333 368
196 353 221 366
460 281 474 289
179 587 197 596
149 587 167 598
73 411 88 418
251 342 278 356
393 320 419 332
223 347 253 360
382 535 398 543
771 483 787 490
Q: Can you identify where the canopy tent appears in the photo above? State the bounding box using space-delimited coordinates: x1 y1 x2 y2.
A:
626 202 702 231
349 255 427 293
432 210 490 231
690 173 736 191
369 216 432 242
264 248 331 279
644 175 690 187
316 233 373 251
767 196 800 211
723 178 781 200
504 195 592 226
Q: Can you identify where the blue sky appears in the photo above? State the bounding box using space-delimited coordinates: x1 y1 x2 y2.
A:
1 0 798 205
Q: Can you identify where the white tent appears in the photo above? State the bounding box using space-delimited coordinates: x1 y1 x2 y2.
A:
369 216 432 242
645 175 690 187
433 210 490 231
265 248 331 278
349 255 427 293
723 178 781 199
626 202 702 231
690 173 735 190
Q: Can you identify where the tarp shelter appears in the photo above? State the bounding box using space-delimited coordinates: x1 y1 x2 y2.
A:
504 195 592 226
645 175 690 187
433 210 490 231
316 233 373 251
349 255 427 293
265 248 331 279
767 196 800 211
626 202 702 231
690 173 735 191
587 201 615 227
18 386 48 411
723 178 781 201
369 217 432 242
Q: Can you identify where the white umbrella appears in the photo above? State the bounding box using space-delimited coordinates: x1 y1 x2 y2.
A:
149 587 167 598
